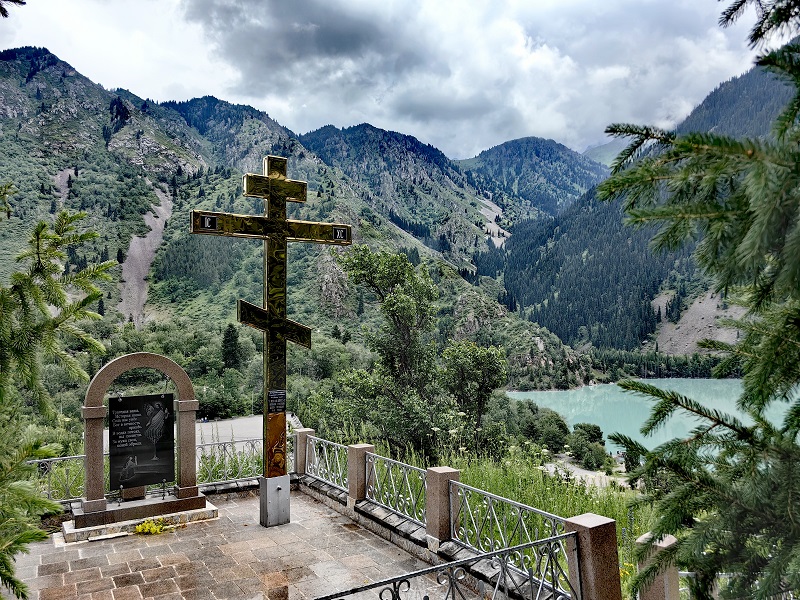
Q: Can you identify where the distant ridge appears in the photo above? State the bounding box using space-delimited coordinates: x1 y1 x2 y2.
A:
456 136 608 216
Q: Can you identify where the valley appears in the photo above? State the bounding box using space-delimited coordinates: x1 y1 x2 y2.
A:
0 43 788 430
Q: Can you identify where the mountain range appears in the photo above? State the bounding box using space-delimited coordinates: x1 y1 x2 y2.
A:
0 45 790 384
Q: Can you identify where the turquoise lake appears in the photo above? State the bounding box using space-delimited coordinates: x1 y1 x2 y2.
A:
508 378 788 450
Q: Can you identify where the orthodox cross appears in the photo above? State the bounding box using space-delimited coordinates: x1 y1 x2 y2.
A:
190 156 351 525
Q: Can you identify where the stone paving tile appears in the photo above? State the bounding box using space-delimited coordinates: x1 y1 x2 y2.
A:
110 588 142 600
138 578 180 598
8 492 438 600
107 550 142 565
63 567 102 585
100 564 131 578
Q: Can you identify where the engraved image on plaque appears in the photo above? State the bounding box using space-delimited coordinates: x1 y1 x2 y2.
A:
109 394 175 490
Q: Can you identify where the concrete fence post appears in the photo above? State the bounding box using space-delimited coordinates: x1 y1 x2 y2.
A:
565 513 623 600
347 443 375 508
294 428 315 476
425 466 460 552
636 533 680 600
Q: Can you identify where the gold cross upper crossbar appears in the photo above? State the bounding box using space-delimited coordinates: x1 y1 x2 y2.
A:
190 210 351 245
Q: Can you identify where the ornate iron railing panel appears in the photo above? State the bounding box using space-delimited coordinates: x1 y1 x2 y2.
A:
196 438 263 486
286 432 295 474
450 480 572 595
314 535 577 600
365 452 426 526
305 435 348 491
28 455 87 503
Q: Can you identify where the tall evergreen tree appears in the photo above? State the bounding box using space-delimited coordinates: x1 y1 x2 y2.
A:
0 197 114 598
597 3 800 597
221 323 242 371
0 0 25 19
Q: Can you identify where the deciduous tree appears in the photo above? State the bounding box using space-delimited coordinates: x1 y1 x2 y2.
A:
441 340 507 447
337 246 446 454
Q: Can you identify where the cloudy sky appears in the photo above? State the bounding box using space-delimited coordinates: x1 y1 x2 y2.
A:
0 0 770 158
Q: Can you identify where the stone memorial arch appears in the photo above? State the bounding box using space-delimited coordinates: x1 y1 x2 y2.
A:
74 352 207 528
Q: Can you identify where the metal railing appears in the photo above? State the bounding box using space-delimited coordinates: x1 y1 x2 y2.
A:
450 480 574 598
196 437 263 486
29 455 87 503
365 452 427 526
305 435 348 491
28 434 304 502
315 535 577 600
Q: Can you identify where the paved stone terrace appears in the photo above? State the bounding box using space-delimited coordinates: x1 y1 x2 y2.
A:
6 491 437 600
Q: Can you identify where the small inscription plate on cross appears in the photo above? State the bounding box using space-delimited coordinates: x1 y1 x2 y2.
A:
190 156 351 486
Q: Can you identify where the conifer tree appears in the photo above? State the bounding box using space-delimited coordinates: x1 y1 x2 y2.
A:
221 323 242 371
0 0 25 19
597 3 800 597
0 191 114 598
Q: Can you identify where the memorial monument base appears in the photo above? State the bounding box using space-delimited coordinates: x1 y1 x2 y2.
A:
64 498 217 543
259 475 290 527
73 491 207 529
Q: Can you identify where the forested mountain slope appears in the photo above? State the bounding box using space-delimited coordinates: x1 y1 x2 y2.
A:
676 64 793 137
456 137 608 216
300 123 493 265
0 46 590 390
503 191 693 350
498 62 791 351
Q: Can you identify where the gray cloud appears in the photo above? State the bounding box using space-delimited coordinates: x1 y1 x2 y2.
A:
181 0 760 158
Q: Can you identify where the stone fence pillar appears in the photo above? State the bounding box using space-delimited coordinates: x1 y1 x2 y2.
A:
347 444 375 508
565 513 623 600
293 428 315 475
636 533 680 600
174 395 200 499
426 466 460 552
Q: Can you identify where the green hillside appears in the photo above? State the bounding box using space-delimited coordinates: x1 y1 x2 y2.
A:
456 136 608 216
0 46 593 404
500 60 792 351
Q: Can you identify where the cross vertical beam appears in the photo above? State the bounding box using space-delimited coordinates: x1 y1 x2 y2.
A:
190 155 351 527
263 156 289 482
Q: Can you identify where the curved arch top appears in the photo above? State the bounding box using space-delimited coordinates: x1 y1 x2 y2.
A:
84 352 195 408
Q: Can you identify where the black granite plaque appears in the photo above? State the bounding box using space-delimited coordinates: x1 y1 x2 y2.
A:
109 394 175 490
268 389 286 413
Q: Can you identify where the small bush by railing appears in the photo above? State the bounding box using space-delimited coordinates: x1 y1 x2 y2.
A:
28 455 87 503
197 438 262 486
365 452 426 525
315 535 578 600
305 435 348 491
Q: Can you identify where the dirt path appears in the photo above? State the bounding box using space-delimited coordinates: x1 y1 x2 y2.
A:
545 455 627 489
117 186 172 328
